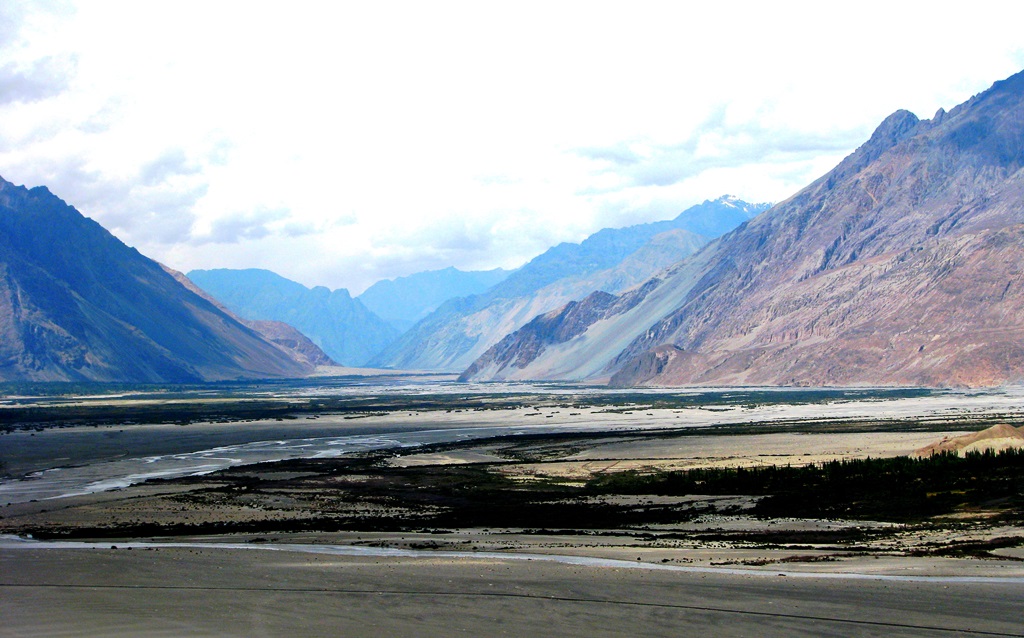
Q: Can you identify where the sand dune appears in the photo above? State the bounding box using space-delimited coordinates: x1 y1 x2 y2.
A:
914 423 1024 456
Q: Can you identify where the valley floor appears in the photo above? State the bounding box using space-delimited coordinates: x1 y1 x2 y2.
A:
3 541 1023 637
2 382 1024 635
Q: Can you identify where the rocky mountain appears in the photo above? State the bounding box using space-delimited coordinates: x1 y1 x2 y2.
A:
239 319 337 368
0 177 313 382
165 266 336 368
187 269 398 366
371 197 767 371
463 69 1024 388
459 283 660 382
357 266 511 333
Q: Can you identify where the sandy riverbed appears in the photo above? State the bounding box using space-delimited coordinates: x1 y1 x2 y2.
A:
4 386 1024 636
3 541 1023 637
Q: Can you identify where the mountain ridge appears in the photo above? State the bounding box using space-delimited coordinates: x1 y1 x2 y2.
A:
371 196 768 371
187 268 399 366
462 68 1024 388
357 266 511 333
164 266 336 368
0 177 312 382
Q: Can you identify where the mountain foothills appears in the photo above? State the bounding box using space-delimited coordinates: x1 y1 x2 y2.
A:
371 196 768 372
0 178 312 382
357 266 512 333
186 269 398 367
462 69 1024 388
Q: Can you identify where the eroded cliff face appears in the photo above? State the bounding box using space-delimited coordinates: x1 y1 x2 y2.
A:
464 69 1024 388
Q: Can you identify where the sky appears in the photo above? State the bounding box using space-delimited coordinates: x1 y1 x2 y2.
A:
1 1 1023 295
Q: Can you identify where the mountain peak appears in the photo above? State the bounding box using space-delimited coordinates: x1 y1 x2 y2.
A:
357 266 512 332
709 194 773 215
862 109 920 157
376 197 765 371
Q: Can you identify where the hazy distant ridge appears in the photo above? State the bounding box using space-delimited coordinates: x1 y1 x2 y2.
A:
187 268 398 367
371 196 768 371
357 266 511 333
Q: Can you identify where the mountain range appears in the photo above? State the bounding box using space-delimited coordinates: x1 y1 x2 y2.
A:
165 266 336 368
357 266 511 333
371 196 768 372
0 178 760 382
8 68 1024 388
186 269 398 367
461 69 1024 388
0 178 311 382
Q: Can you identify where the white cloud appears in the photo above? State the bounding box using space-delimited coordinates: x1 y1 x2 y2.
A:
0 1 1023 293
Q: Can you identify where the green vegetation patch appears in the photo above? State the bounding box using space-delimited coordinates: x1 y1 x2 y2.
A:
588 449 1024 522
18 448 1024 542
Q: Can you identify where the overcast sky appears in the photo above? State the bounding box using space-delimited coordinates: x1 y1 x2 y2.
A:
2 1 1023 294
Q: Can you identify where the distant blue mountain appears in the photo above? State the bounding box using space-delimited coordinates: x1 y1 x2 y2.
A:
358 266 512 333
371 196 770 370
187 269 399 366
487 195 769 299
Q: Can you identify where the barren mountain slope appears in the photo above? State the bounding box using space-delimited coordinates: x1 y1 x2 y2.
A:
464 69 1024 387
0 178 312 382
357 266 511 333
